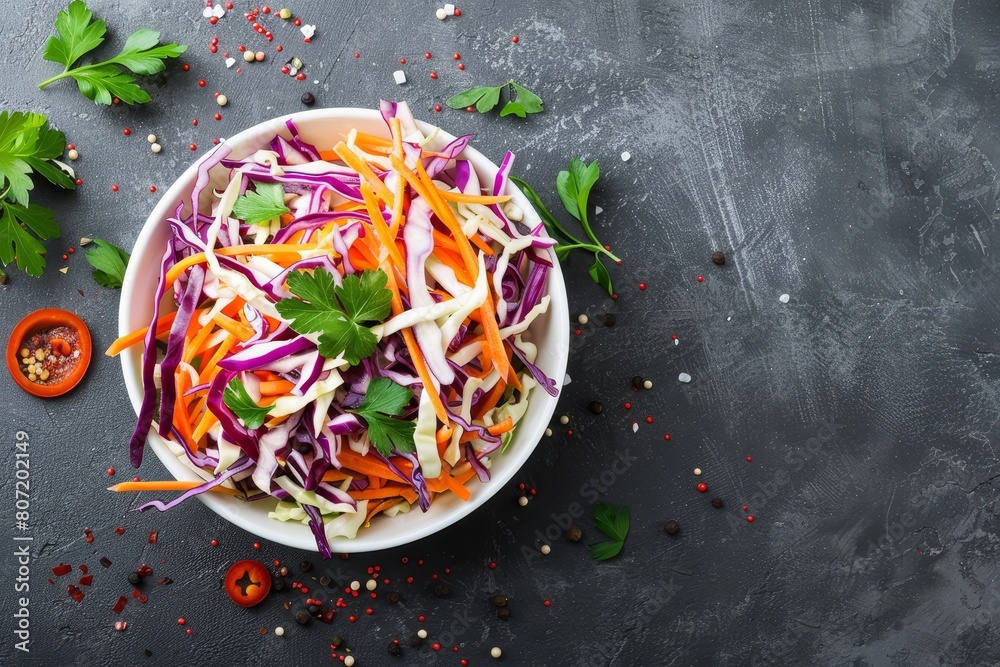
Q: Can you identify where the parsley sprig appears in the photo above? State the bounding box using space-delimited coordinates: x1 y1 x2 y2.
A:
0 110 75 277
223 378 273 430
351 378 417 457
275 268 393 365
589 502 630 561
38 1 187 105
512 158 619 295
446 80 544 118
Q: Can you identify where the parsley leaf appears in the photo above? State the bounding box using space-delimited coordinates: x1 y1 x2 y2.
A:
0 201 60 278
231 181 290 226
38 1 186 106
352 378 416 457
223 377 273 430
275 268 393 365
512 165 619 296
446 80 544 117
589 502 630 561
0 110 74 206
84 238 130 288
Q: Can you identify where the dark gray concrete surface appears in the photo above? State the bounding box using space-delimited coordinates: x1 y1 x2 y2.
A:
4 0 1000 665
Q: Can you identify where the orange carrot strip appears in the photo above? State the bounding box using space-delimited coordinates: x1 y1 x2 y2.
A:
360 180 406 269
366 498 408 523
192 408 219 442
434 471 472 501
352 486 418 503
105 310 179 356
320 470 352 482
182 318 215 365
473 380 507 420
107 481 242 496
436 424 454 444
487 417 514 436
198 337 235 382
435 190 512 205
337 448 409 483
333 142 396 206
470 232 495 256
211 313 254 342
259 379 296 395
369 475 383 490
354 132 394 148
165 244 317 287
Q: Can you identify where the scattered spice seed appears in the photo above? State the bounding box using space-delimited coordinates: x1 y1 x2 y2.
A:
517 495 528 507
603 313 616 326
434 584 450 597
388 641 402 656
540 544 551 555
697 482 708 493
588 401 603 415
746 456 753 462
711 497 724 508
424 52 432 59
697 275 704 282
512 35 519 43
711 251 726 265
128 571 141 585
430 71 438 79
632 376 644 389
497 607 510 620
100 557 112 568
294 610 309 625
123 128 131 136
664 520 680 535
386 591 401 603
565 525 583 541
300 91 316 105
300 560 313 572
410 634 423 648
559 415 569 425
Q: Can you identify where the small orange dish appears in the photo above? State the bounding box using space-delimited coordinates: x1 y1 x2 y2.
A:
6 309 92 398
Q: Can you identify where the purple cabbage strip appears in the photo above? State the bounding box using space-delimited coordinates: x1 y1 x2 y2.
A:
392 449 431 511
302 503 333 559
136 456 253 512
157 265 206 438
379 100 398 124
447 410 502 446
284 118 322 160
218 336 315 372
128 246 174 468
205 370 260 460
271 211 369 244
510 344 558 397
425 134 474 178
465 444 490 483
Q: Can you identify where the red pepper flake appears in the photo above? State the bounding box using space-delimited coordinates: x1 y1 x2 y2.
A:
75 178 83 186
114 621 127 632
434 104 441 112
321 608 335 623
253 542 260 550
353 52 360 59
262 5 270 13
276 45 283 52
68 585 84 603
209 16 218 25
149 185 157 193
663 434 671 441
295 72 306 80
114 526 125 535
293 18 301 25
399 57 407 64
466 105 474 112
348 615 356 622
365 608 373 615
454 8 461 15
696 275 704 283
458 63 465 70
697 482 708 493
69 247 75 254
747 516 755 523
543 599 551 607
432 643 442 651
112 596 128 614
489 561 496 569
182 64 190 71
192 119 199 126
148 531 158 545
186 629 192 635
646 416 653 424
742 505 749 511
453 53 461 60
424 52 432 59
123 128 131 136
52 563 72 577
406 576 413 583
158 577 173 585
211 539 218 547
418 615 426 622
746 456 753 462
110 184 118 193
79 574 93 586
512 35 519 43
189 144 197 151
624 402 631 410
198 79 207 87
639 283 646 290
177 618 186 626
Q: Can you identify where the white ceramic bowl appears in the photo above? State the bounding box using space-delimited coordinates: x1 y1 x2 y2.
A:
119 108 569 553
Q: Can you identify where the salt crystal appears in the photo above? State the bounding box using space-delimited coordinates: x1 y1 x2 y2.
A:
632 422 639 433
678 372 692 383
563 373 572 386
202 6 214 17
621 151 631 162
225 57 236 68
444 3 456 14
212 4 225 18
779 293 790 303
673 338 679 346
595 206 603 215
300 24 316 39
393 70 407 85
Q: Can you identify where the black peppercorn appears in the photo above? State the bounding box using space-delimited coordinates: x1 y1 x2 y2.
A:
300 91 316 106
319 575 332 587
331 635 344 648
631 376 644 390
493 594 508 608
711 251 726 265
603 313 616 327
300 560 313 572
128 571 141 585
307 604 321 615
410 634 423 648
386 591 401 604
100 557 112 568
272 578 285 591
434 584 450 597
664 520 680 535
711 497 724 508
565 525 583 542
388 641 402 656
588 401 604 415
497 607 511 620
294 610 310 625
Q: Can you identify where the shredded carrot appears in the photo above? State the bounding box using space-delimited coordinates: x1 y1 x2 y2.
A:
436 189 512 205
106 310 179 356
259 379 296 395
360 181 406 269
337 448 408 483
487 417 514 436
211 312 254 342
107 481 242 496
165 244 319 287
333 141 396 206
351 485 418 503
474 380 508 420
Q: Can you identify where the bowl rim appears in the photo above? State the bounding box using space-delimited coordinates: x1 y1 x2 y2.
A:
118 107 569 553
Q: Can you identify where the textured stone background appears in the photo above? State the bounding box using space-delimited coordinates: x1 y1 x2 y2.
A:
3 0 1000 665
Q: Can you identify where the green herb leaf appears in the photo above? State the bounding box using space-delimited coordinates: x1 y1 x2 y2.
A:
446 85 502 111
276 268 393 365
0 111 73 206
511 82 544 113
38 1 186 106
588 257 613 296
589 540 624 562
556 158 599 223
84 237 130 288
232 181 290 226
223 378 273 430
447 80 543 117
352 378 416 457
499 102 526 118
0 201 60 277
42 0 107 68
590 501 630 561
